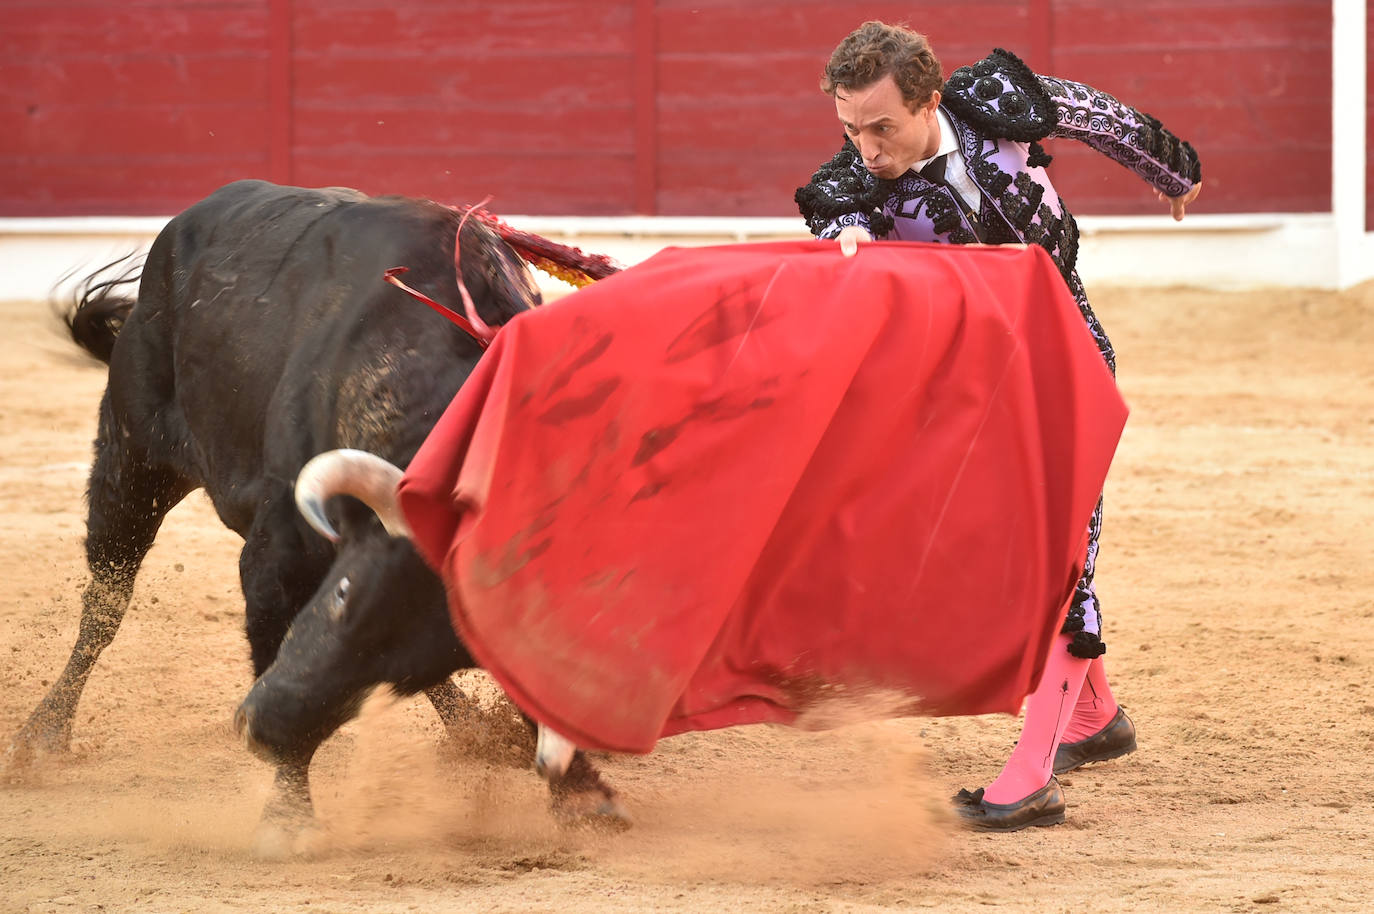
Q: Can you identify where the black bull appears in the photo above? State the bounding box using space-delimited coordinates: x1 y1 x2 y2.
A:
5 179 624 851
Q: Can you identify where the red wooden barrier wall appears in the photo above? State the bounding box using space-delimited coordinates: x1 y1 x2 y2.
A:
0 0 1339 219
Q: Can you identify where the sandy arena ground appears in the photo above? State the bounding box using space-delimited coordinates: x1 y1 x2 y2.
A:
1 278 1372 913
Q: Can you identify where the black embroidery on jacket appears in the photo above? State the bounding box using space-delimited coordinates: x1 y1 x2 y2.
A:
1041 76 1202 189
1067 629 1107 659
965 152 1078 280
1138 111 1203 184
794 137 895 237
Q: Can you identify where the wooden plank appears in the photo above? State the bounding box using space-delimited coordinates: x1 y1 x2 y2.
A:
1050 46 1330 101
1044 143 1329 213
656 54 852 100
654 153 833 217
653 1 1029 54
0 57 267 107
1075 99 1328 148
291 53 633 105
1051 0 1330 42
291 153 636 214
633 0 657 214
0 4 268 57
656 105 837 152
0 104 270 158
291 1 634 54
293 105 634 154
0 160 268 216
1028 0 1052 73
267 0 292 184
1051 0 1326 13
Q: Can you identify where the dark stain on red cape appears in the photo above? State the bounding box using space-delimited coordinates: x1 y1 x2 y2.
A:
398 241 1128 754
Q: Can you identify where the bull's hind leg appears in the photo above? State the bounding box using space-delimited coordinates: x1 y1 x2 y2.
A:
6 441 191 769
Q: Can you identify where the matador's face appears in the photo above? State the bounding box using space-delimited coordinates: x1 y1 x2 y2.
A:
835 74 941 180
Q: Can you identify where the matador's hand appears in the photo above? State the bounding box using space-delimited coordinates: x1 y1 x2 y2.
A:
837 225 873 256
1158 182 1202 221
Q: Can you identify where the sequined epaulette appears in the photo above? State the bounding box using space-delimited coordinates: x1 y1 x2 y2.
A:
794 137 896 238
942 48 1055 143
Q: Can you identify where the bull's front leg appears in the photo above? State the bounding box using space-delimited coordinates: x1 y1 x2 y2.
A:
535 724 631 829
236 498 334 858
251 753 326 860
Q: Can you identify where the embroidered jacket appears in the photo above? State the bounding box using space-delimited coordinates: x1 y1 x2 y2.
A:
794 49 1202 282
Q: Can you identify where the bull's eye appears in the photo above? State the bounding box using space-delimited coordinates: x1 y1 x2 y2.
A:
330 576 351 620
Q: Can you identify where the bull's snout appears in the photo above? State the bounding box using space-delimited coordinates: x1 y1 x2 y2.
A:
234 699 282 764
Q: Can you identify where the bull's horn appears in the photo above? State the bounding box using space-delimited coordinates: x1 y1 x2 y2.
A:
294 448 413 542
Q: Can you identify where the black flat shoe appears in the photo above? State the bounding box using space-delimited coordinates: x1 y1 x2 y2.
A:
1053 707 1137 775
953 778 1066 831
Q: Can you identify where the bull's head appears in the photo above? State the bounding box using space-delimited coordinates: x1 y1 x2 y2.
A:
233 450 465 764
233 450 577 780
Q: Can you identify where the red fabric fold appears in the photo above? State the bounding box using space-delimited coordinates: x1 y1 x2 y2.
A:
398 241 1128 754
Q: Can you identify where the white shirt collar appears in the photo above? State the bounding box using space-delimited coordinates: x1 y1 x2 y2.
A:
911 108 961 175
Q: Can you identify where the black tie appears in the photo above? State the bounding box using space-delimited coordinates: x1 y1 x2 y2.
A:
920 154 984 241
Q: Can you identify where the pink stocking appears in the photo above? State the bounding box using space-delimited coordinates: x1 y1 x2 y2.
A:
1060 656 1120 744
981 634 1089 804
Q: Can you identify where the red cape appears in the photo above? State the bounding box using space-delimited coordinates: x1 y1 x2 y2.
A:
398 241 1127 754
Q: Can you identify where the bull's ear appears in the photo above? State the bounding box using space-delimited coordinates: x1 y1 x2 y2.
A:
495 243 543 313
457 220 541 324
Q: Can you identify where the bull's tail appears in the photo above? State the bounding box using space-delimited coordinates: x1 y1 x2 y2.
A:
62 253 143 364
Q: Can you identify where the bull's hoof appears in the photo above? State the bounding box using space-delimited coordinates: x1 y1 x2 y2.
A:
251 818 329 861
551 792 633 832
3 720 74 782
1 746 35 785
